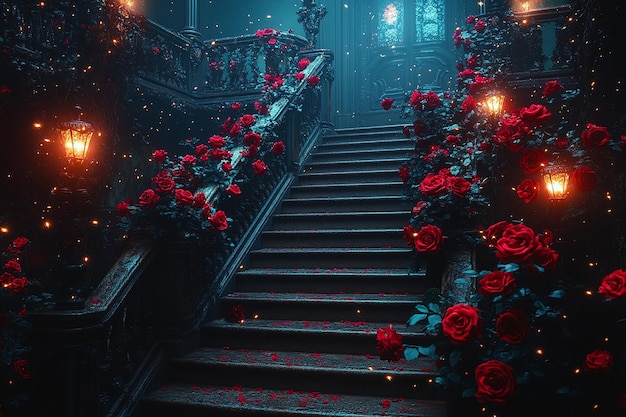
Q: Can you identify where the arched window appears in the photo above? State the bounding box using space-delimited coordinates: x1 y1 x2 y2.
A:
377 1 405 47
415 0 445 43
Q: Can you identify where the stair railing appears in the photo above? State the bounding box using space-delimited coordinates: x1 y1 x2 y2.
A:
27 21 334 417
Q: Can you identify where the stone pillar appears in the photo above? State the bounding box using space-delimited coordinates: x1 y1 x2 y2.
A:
179 0 202 42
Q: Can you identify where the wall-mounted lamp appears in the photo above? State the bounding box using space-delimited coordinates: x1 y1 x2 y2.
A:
543 165 570 200
59 107 94 163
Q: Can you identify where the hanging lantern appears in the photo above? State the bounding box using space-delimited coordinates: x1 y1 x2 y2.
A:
484 93 506 118
60 109 94 162
543 165 570 200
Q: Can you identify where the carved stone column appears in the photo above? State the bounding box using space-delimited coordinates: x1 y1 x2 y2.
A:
297 0 327 48
179 0 202 42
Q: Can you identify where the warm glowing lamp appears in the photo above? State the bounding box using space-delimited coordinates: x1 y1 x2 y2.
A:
521 2 530 12
60 109 94 162
484 94 506 118
543 165 570 200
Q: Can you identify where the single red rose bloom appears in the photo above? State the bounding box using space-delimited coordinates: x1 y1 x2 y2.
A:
139 189 160 209
542 80 563 97
484 221 512 246
475 360 516 404
398 166 410 183
519 148 547 174
496 309 530 344
424 91 441 109
226 184 242 196
447 176 471 198
516 178 539 203
528 246 559 273
581 123 610 148
573 165 597 191
222 162 233 173
584 349 613 373
519 104 552 126
209 135 226 148
413 224 444 253
13 359 31 380
478 271 516 296
376 324 404 362
598 269 626 299
419 173 448 197
192 192 207 209
209 210 229 231
442 303 482 344
4 259 22 274
306 75 320 87
403 225 416 247
239 114 256 128
381 97 394 110
298 58 310 70
272 141 285 156
462 95 477 114
9 277 28 293
244 132 262 147
252 159 268 175
155 176 176 194
152 149 168 163
12 237 29 249
495 223 540 264
174 189 194 206
195 144 208 156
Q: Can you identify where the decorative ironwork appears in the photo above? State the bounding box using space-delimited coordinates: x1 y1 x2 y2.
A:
297 0 327 48
415 0 445 43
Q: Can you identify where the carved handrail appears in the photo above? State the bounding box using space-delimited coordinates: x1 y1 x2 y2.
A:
28 35 334 417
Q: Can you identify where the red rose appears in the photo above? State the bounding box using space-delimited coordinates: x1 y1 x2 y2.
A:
381 97 393 110
271 141 285 156
598 269 626 299
495 223 540 264
412 201 428 215
496 309 530 344
192 192 207 209
244 132 262 147
447 176 471 198
410 90 424 108
424 92 441 109
402 126 411 138
221 162 233 173
4 259 22 273
0 272 13 286
573 165 597 191
583 349 613 373
516 178 539 203
229 122 242 137
475 360 516 404
398 166 410 183
528 246 559 273
542 80 563 97
228 304 245 323
13 359 31 380
581 123 610 148
519 148 547 174
152 149 168 163
209 210 229 231
139 189 160 209
226 184 242 196
252 159 268 175
442 303 482 344
403 225 416 246
295 72 305 81
466 54 478 69
413 224 444 253
376 324 404 362
519 104 552 126
478 270 516 296
195 144 208 156
419 173 448 197
239 114 256 128
461 95 476 113
298 57 310 70
181 154 197 166
306 75 320 87
155 176 175 194
9 277 28 293
474 19 486 33
174 189 194 206
466 15 476 24
12 237 29 249
231 102 241 111
243 145 259 158
484 221 512 246
209 135 226 148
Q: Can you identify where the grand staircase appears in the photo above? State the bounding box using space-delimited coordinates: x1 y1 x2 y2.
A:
140 126 447 416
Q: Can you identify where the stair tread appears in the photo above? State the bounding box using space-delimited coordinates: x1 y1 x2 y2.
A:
206 318 424 336
143 383 446 416
225 292 418 302
250 248 411 254
236 268 423 276
283 195 404 202
175 347 436 375
272 211 408 217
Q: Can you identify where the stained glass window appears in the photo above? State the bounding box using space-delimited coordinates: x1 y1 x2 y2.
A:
377 1 404 47
415 0 445 43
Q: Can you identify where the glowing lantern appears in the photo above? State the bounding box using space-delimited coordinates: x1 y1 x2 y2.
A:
543 165 570 200
60 110 94 162
484 93 506 118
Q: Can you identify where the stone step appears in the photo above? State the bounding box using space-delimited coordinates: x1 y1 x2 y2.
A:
268 211 409 230
246 247 413 270
288 182 405 198
234 268 433 293
167 347 442 399
258 229 407 248
296 169 402 186
308 148 411 163
280 196 410 214
315 137 413 153
303 158 407 173
220 291 419 322
141 383 447 417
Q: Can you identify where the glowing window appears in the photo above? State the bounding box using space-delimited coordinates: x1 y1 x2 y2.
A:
415 0 445 43
378 1 404 47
